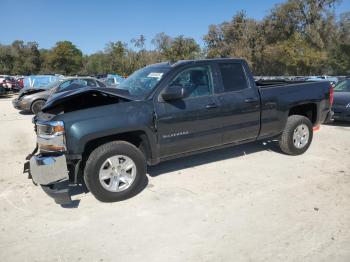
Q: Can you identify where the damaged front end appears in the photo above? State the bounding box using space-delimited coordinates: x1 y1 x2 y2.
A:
24 87 133 204
12 88 47 111
24 119 71 204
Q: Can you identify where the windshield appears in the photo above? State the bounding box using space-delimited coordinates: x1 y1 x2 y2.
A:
334 79 350 92
118 66 169 98
46 80 63 89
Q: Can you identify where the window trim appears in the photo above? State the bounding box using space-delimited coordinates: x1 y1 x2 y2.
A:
217 62 251 94
166 65 215 100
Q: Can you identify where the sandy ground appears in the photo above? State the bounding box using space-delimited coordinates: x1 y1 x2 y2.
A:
0 95 349 262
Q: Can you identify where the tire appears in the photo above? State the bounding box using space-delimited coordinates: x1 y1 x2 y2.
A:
84 141 147 202
279 115 313 155
31 99 46 114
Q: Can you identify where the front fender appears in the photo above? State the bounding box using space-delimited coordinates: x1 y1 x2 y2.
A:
56 101 158 158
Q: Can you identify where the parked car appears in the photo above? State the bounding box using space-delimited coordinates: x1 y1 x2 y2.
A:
100 74 125 87
331 78 350 122
305 75 338 84
13 76 25 92
24 58 333 204
12 77 106 114
0 76 16 95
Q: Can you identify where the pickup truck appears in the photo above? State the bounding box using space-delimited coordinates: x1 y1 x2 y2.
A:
24 58 334 204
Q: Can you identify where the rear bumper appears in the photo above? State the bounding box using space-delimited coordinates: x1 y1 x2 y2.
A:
25 154 72 204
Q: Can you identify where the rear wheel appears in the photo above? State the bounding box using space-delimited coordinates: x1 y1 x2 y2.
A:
84 141 147 202
31 99 46 114
279 115 313 155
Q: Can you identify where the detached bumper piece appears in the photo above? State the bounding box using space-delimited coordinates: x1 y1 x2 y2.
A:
41 180 71 205
25 154 72 204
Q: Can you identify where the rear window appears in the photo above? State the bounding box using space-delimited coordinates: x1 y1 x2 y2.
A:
219 63 248 92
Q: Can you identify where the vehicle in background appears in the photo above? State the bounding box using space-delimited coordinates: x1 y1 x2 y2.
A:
23 75 62 89
332 78 350 122
25 58 333 204
3 76 16 89
14 77 25 91
0 75 14 95
305 76 338 84
99 74 125 87
12 77 106 114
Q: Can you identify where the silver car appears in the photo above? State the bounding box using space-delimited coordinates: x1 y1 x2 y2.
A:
12 77 107 114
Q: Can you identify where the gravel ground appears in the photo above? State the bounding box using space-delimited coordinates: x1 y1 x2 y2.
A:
0 96 349 262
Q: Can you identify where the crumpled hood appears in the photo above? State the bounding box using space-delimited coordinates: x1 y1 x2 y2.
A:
42 87 134 112
18 87 47 99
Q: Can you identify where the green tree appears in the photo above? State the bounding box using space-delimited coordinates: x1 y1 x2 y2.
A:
263 33 328 75
328 12 350 74
166 35 200 61
83 52 110 75
204 11 265 72
0 45 14 74
48 41 83 75
105 41 128 75
10 40 41 75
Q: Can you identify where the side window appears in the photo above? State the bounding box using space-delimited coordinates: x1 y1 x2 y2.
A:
169 66 213 98
58 80 73 90
219 63 248 92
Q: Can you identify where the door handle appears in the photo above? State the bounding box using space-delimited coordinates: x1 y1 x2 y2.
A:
205 103 218 109
244 98 258 103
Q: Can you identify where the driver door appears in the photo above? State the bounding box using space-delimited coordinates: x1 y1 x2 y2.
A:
155 65 222 158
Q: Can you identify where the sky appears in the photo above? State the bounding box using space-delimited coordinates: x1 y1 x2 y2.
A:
2 0 350 54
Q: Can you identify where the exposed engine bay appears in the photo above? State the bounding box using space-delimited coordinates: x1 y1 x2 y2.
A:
42 88 131 115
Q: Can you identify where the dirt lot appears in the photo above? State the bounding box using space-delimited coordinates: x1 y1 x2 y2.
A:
0 96 349 262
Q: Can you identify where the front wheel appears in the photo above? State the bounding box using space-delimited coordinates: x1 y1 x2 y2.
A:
279 115 313 155
31 99 46 114
84 141 147 202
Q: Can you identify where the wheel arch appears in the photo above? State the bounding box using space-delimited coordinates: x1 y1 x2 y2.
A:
288 103 317 125
82 130 153 164
30 98 47 113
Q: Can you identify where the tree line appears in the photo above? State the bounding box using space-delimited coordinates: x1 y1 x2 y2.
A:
0 0 349 76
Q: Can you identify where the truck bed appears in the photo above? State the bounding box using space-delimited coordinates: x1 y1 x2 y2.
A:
256 80 332 139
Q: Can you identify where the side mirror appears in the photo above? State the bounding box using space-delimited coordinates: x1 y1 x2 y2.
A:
162 85 186 101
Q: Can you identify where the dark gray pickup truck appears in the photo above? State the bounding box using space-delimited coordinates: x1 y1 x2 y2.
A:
24 58 334 204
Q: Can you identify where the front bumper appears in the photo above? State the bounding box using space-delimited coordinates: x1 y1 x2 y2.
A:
25 154 72 204
12 98 30 111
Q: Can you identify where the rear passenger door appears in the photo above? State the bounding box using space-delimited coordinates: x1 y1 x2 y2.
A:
216 62 260 144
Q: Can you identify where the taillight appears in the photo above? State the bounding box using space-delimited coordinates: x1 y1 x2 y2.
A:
329 85 334 106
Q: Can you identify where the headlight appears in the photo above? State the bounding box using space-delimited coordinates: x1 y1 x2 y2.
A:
37 121 65 137
36 121 66 152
